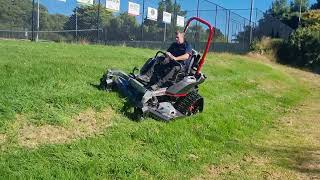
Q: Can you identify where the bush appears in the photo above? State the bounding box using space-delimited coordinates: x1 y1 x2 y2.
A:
251 10 320 73
251 37 284 60
278 25 320 72
302 10 320 27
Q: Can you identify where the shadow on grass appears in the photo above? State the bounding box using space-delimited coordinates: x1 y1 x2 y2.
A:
252 144 320 177
120 101 144 122
90 82 143 122
90 83 101 90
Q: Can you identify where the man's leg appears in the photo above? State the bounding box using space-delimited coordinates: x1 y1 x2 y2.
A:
138 57 164 83
149 61 181 89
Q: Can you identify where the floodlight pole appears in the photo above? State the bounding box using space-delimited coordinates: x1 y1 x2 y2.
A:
36 0 40 42
249 0 254 44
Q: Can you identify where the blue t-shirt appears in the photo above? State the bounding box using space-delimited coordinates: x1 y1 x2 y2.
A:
167 41 193 59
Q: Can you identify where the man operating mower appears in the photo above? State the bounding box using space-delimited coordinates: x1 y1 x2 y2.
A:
137 31 193 90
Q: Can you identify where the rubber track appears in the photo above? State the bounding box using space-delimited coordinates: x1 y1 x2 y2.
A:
174 91 203 115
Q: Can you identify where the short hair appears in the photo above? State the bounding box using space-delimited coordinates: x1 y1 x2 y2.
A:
176 31 185 36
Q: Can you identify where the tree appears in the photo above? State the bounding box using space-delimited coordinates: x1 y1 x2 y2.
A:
265 0 311 29
269 0 289 19
105 13 139 41
0 0 68 30
64 5 112 41
311 0 320 9
0 0 33 30
290 0 309 12
65 5 111 30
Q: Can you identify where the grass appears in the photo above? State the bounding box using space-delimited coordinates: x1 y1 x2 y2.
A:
0 40 312 179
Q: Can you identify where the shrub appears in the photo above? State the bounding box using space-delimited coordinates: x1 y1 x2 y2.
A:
251 37 284 61
278 25 320 72
302 10 320 27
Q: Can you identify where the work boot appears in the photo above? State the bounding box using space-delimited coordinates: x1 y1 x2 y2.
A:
150 84 160 90
136 74 150 83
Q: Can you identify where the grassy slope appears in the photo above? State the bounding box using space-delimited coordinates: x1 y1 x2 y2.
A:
0 40 310 179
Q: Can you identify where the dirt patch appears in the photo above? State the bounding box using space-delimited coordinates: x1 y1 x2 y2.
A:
192 164 240 180
17 108 115 148
194 154 305 179
0 134 6 145
249 78 289 97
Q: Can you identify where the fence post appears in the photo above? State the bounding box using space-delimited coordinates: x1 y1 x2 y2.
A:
36 0 39 42
163 0 166 42
227 10 230 43
214 5 217 28
249 0 254 44
75 6 78 42
31 0 35 41
212 5 218 51
195 0 200 50
97 0 101 43
141 0 145 41
224 9 227 42
243 19 246 49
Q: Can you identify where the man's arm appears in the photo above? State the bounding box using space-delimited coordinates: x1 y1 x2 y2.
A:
173 53 190 61
166 52 191 61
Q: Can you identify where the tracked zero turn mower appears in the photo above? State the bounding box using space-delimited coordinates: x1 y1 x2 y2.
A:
99 17 215 121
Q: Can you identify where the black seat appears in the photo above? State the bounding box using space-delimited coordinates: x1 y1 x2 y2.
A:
185 49 201 75
172 49 201 83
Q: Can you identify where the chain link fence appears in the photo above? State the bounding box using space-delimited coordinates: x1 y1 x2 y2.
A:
0 0 293 53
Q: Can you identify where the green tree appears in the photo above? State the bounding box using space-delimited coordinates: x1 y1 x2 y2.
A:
290 0 309 12
0 0 68 42
266 0 311 29
65 5 111 30
0 0 32 30
311 0 320 9
105 13 139 41
64 5 112 41
269 0 289 19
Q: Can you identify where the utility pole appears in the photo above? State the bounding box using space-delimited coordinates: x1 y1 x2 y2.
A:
249 0 254 44
36 0 40 42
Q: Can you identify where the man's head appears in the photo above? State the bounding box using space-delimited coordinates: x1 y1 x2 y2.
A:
175 31 185 44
